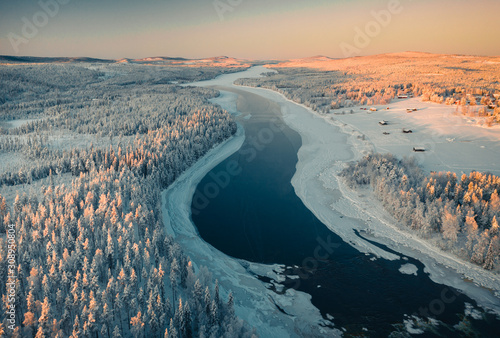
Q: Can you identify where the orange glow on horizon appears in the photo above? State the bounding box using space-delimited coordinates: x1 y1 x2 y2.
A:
0 0 498 59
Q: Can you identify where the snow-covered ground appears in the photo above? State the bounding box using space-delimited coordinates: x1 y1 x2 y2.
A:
162 66 500 335
330 99 500 176
0 172 75 207
0 118 41 129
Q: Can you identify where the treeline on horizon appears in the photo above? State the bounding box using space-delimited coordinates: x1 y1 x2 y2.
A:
340 154 500 272
0 63 255 337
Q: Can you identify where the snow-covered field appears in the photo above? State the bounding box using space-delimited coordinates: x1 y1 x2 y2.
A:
162 66 500 335
0 118 41 129
330 99 500 176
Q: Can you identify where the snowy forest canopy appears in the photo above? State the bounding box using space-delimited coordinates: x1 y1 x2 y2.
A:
340 154 500 272
0 62 255 337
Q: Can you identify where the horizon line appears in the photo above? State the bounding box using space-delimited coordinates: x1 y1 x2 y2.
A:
1 51 500 63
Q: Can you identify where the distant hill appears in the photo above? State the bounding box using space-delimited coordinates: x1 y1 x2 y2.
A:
0 55 115 64
0 54 252 68
134 56 188 62
269 52 500 71
236 51 500 119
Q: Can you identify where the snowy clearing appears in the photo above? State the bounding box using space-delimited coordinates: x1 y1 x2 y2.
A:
0 118 42 129
330 98 500 176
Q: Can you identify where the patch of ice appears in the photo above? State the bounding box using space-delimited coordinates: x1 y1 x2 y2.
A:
464 302 483 320
403 316 425 334
209 90 239 115
399 263 418 276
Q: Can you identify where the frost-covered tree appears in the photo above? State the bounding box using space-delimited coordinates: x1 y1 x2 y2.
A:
0 62 253 337
340 153 500 271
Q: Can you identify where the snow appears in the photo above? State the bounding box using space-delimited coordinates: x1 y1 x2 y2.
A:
0 152 30 173
330 99 500 176
0 118 41 129
208 90 239 115
399 263 418 276
401 315 443 335
464 302 483 320
403 316 425 334
0 172 75 209
186 65 275 87
162 66 500 335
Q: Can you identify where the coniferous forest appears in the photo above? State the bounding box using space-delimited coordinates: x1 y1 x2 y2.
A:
0 61 256 337
340 154 500 272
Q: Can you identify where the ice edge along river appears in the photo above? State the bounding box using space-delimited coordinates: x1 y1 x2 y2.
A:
162 66 500 336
